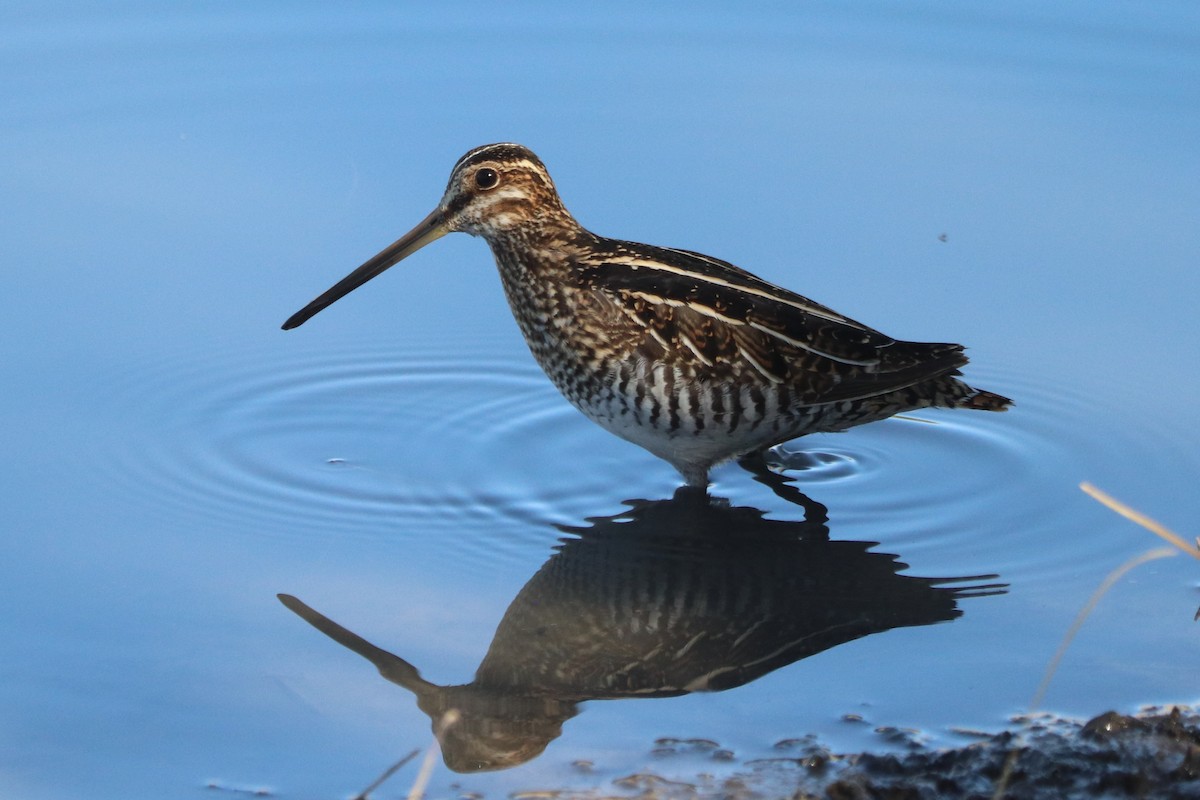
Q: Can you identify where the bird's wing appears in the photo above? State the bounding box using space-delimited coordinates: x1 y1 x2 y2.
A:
588 242 895 363
581 241 967 402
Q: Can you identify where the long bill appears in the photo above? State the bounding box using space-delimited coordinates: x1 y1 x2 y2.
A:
282 207 449 330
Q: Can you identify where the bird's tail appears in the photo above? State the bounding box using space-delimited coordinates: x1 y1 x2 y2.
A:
958 387 1012 411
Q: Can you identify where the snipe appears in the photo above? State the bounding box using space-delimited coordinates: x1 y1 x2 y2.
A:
283 143 1010 486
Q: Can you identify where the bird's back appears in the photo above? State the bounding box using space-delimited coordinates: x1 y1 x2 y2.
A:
484 231 1009 484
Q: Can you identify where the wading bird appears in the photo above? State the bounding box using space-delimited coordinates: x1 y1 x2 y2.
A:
284 144 1010 485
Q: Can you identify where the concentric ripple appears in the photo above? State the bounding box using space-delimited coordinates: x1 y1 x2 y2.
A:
95 340 638 563
92 340 1198 584
715 357 1200 582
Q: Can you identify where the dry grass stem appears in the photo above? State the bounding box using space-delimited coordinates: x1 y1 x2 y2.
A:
993 484 1197 798
1080 482 1199 559
353 749 420 800
406 709 461 800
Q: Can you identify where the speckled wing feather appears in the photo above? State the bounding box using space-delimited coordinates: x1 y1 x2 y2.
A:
582 239 969 404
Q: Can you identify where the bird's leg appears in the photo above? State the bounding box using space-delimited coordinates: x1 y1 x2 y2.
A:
737 449 829 524
678 463 712 489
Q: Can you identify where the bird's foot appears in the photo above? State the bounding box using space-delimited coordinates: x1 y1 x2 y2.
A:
737 449 829 523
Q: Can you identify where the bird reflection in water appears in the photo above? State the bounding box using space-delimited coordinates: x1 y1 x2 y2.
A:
280 486 1003 773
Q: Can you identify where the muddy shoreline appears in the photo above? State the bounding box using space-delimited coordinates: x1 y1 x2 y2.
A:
507 706 1200 800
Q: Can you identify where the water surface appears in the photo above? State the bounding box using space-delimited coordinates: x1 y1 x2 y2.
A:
3 3 1199 799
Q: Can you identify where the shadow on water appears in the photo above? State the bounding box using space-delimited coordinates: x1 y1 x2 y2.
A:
279 481 1004 774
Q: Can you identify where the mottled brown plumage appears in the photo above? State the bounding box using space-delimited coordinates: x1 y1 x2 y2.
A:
284 143 1010 485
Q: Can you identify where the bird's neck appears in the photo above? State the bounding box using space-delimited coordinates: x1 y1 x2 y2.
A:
481 218 604 360
484 216 595 281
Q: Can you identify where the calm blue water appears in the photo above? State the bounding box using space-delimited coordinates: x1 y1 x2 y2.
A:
3 3 1199 798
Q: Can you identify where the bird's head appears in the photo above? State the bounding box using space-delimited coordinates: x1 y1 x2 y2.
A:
282 142 570 330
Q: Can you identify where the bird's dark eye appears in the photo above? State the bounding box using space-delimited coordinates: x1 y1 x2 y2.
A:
475 168 499 190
